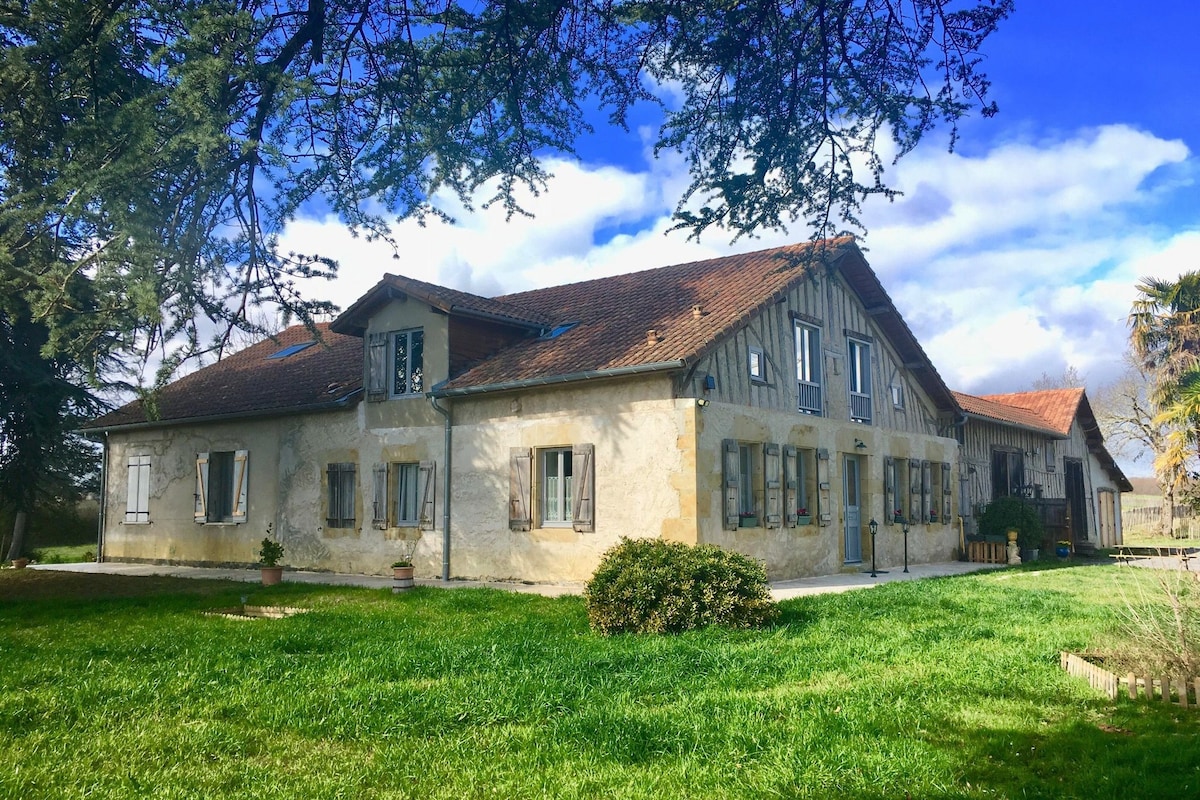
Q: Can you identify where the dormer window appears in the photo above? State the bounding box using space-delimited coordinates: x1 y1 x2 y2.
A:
366 328 424 401
392 329 424 396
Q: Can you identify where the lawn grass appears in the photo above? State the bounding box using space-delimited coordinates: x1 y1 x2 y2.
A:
26 544 95 564
2 565 1198 798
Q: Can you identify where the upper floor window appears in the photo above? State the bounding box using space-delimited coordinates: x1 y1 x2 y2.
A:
794 322 822 415
848 338 872 423
366 328 424 400
392 329 424 396
748 346 766 383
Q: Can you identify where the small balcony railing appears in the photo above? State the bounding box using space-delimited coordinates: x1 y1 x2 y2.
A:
850 391 872 423
798 381 822 415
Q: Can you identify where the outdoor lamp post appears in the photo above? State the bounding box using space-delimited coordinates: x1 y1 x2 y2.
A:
869 518 879 578
901 517 910 573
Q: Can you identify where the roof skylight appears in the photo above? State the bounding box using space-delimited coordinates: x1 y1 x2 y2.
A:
267 341 315 360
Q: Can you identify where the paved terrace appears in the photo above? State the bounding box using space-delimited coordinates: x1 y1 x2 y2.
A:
30 560 1003 600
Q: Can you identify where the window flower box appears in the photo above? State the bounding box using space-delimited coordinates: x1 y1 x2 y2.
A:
739 512 758 528
795 508 811 526
893 510 904 523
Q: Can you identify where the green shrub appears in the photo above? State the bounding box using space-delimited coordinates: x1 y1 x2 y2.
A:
978 496 1043 549
584 538 778 634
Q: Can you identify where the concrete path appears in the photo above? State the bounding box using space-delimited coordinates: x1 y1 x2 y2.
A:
29 559 1003 600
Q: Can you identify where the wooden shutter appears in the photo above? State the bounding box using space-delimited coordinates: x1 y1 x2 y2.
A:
782 445 798 527
372 463 388 528
722 439 740 530
509 448 532 531
194 453 209 522
764 443 782 528
230 450 249 523
920 460 932 523
367 332 387 401
417 461 436 530
908 460 921 523
942 461 953 524
816 448 830 526
126 456 150 523
883 456 895 526
572 443 595 533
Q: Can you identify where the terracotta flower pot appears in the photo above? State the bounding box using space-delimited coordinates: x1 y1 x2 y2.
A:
11 557 28 569
260 566 284 586
392 565 415 592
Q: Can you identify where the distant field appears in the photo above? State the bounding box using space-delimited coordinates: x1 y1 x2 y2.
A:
1122 494 1200 542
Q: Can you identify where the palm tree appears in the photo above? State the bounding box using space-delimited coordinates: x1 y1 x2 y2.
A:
1129 272 1200 536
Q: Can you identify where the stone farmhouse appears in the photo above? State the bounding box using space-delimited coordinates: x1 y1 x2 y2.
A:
84 238 1127 581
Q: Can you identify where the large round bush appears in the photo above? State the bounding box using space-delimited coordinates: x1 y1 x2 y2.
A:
978 496 1043 549
584 538 778 634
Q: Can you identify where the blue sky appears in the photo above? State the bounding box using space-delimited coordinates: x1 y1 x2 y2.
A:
282 3 1199 471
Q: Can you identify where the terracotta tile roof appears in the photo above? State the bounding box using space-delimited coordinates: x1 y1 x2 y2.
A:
84 324 362 430
952 390 1071 437
977 389 1084 437
332 273 551 336
433 237 957 411
434 239 852 391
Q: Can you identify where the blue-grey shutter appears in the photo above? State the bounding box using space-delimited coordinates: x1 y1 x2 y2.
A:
921 460 932 523
722 439 740 530
883 456 895 526
764 443 782 528
942 462 953 524
783 445 798 527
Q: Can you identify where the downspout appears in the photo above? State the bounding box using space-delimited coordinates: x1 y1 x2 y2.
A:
96 432 108 562
428 395 452 582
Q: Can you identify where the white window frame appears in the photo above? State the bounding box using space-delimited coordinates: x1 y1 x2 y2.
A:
390 328 425 398
794 322 822 415
847 338 872 423
540 448 574 526
891 383 905 409
748 346 767 383
125 455 151 524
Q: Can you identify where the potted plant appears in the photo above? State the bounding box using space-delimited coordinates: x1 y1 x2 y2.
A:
929 509 938 523
258 533 285 586
391 540 417 592
978 496 1043 561
739 511 758 528
1056 540 1072 558
795 507 811 525
893 508 904 523
10 557 28 569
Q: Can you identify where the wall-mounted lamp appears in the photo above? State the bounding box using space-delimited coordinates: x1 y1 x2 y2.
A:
854 438 867 450
696 398 709 408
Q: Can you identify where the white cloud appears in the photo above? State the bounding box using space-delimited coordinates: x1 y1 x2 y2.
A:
281 123 1197 437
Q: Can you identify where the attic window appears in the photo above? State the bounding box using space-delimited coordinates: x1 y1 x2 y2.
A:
540 322 578 340
267 341 315 360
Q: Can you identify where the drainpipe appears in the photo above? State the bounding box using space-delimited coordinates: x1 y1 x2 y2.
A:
96 432 108 562
428 395 452 582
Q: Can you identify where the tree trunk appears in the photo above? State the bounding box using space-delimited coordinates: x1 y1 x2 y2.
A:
6 510 27 561
1160 489 1175 538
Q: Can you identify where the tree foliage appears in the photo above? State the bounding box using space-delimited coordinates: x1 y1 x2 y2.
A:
1129 273 1200 501
0 0 1012 377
